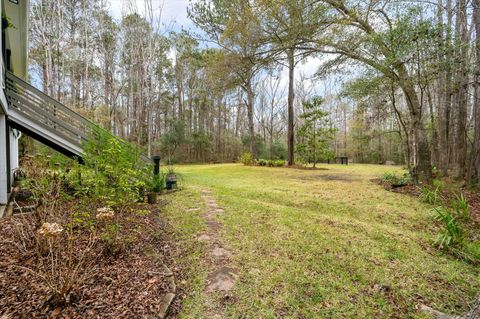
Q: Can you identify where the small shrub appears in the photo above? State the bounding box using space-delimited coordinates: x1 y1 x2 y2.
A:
272 160 285 167
16 213 98 307
257 159 267 166
239 152 254 166
432 207 463 249
80 125 151 207
99 222 124 257
382 172 396 183
432 178 444 189
382 172 410 186
146 173 165 193
255 159 285 167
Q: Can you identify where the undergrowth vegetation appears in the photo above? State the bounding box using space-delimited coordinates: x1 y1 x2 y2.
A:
239 152 285 167
419 186 442 205
415 181 479 264
381 171 412 186
256 158 285 167
381 170 479 264
8 127 159 307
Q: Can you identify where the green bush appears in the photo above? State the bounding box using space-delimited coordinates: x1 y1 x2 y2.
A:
382 172 411 186
71 125 151 207
239 152 254 166
257 159 268 166
255 159 285 167
146 173 165 193
99 222 131 257
272 160 285 167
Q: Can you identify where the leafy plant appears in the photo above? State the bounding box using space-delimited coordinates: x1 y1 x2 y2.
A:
382 172 397 183
419 186 442 205
269 140 287 160
382 172 411 186
257 159 268 166
451 193 471 221
272 160 285 167
432 178 445 189
255 158 285 167
75 125 151 207
239 152 254 166
165 165 178 176
146 173 165 193
432 207 463 249
99 222 125 257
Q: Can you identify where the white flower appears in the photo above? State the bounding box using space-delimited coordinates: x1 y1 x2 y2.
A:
38 222 64 237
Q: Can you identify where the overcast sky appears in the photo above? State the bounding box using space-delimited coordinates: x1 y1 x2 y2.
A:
107 0 193 31
105 0 330 96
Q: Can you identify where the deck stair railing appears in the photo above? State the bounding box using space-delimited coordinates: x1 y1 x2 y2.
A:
5 70 150 163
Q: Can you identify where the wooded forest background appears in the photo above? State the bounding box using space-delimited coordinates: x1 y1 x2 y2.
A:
27 0 480 185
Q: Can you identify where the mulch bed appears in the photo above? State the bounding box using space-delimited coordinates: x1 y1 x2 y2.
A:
0 203 181 319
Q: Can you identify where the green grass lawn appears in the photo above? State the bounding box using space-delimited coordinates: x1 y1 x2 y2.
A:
163 163 479 319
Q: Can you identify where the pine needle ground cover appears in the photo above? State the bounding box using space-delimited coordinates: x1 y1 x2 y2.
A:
164 164 479 318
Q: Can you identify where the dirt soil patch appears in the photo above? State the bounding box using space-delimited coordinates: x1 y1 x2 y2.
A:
0 203 179 319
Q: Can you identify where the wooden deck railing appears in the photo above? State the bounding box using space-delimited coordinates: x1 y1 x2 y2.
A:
5 70 151 163
5 70 90 152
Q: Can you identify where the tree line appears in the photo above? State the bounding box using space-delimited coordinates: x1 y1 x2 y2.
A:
28 0 480 185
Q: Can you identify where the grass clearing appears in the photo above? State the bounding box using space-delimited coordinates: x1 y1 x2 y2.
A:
164 164 479 318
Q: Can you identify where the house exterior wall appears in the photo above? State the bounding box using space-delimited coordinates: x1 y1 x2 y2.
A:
0 0 8 207
0 114 8 205
1 0 29 207
3 0 29 79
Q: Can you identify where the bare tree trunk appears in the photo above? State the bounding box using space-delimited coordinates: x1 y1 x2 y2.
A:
287 48 295 166
452 0 469 179
437 0 451 175
235 90 242 137
246 78 255 154
427 87 438 166
468 0 480 185
399 76 432 183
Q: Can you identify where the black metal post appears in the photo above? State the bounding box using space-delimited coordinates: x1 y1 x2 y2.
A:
152 155 160 176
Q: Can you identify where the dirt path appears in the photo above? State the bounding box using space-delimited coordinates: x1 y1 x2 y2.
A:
197 189 237 317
